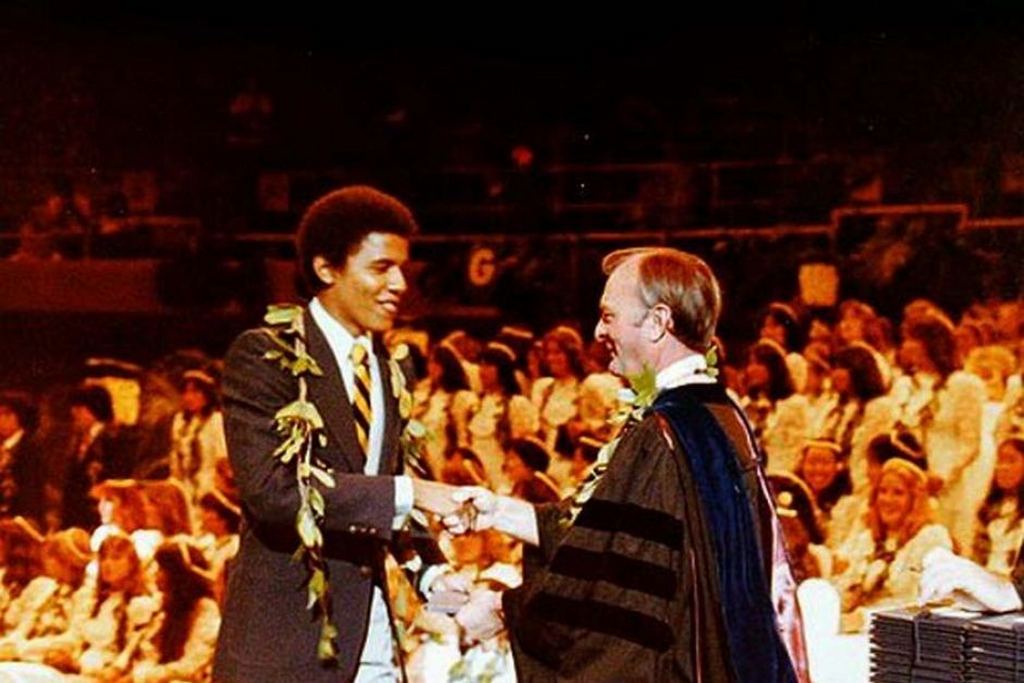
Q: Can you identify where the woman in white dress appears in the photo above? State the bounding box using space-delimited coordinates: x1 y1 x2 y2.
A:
894 313 987 552
972 436 1024 576
413 343 476 479
829 429 932 555
831 458 952 632
531 326 586 454
195 488 241 605
129 538 221 683
758 301 809 392
89 479 163 565
0 528 93 666
77 533 160 680
461 342 539 492
796 438 853 526
168 368 227 506
965 344 1017 491
741 339 811 473
0 517 44 631
818 343 895 492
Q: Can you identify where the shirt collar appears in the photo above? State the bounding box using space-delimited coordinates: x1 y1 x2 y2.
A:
310 297 374 359
656 354 716 391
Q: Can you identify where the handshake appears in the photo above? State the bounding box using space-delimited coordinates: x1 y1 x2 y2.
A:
411 480 494 534
410 481 526 643
411 480 533 539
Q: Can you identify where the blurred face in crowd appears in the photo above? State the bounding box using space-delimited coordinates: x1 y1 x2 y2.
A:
995 441 1024 492
876 471 912 530
760 316 788 348
315 232 409 337
98 497 116 525
971 361 1007 402
99 545 137 589
71 405 97 432
527 343 543 380
0 406 20 440
831 367 852 398
595 259 651 378
899 337 932 375
503 449 532 485
427 357 443 384
478 362 499 393
744 358 769 392
544 340 571 379
802 446 841 494
41 542 81 586
803 364 827 396
837 315 865 345
181 381 209 415
955 325 981 362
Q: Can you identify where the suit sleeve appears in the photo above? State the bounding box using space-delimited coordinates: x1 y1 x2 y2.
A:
223 329 398 539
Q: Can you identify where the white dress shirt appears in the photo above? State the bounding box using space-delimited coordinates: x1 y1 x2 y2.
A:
310 297 413 681
656 353 718 391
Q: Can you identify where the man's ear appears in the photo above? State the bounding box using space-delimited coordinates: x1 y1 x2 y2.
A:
646 303 674 342
312 256 336 287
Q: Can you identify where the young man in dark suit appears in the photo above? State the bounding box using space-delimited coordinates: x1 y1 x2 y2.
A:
213 186 457 683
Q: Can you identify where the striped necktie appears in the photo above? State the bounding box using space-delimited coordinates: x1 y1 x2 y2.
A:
350 343 373 457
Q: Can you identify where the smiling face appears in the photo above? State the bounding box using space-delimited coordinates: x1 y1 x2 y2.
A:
876 471 913 530
315 231 409 337
594 260 651 378
802 446 841 494
543 340 571 379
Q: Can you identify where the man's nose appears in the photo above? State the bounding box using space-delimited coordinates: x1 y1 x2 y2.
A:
389 267 407 293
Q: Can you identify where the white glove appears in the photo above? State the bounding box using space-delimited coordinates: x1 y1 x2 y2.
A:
443 487 500 535
919 547 1023 612
454 588 505 644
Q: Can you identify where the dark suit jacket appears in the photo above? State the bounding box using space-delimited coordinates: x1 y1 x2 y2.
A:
6 433 46 526
213 308 413 683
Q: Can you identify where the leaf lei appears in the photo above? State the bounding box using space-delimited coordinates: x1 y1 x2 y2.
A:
565 352 718 529
704 345 721 379
564 364 659 529
611 363 659 427
261 304 340 663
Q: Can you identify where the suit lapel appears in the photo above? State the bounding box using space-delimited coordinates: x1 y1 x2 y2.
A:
303 309 366 473
375 339 401 476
